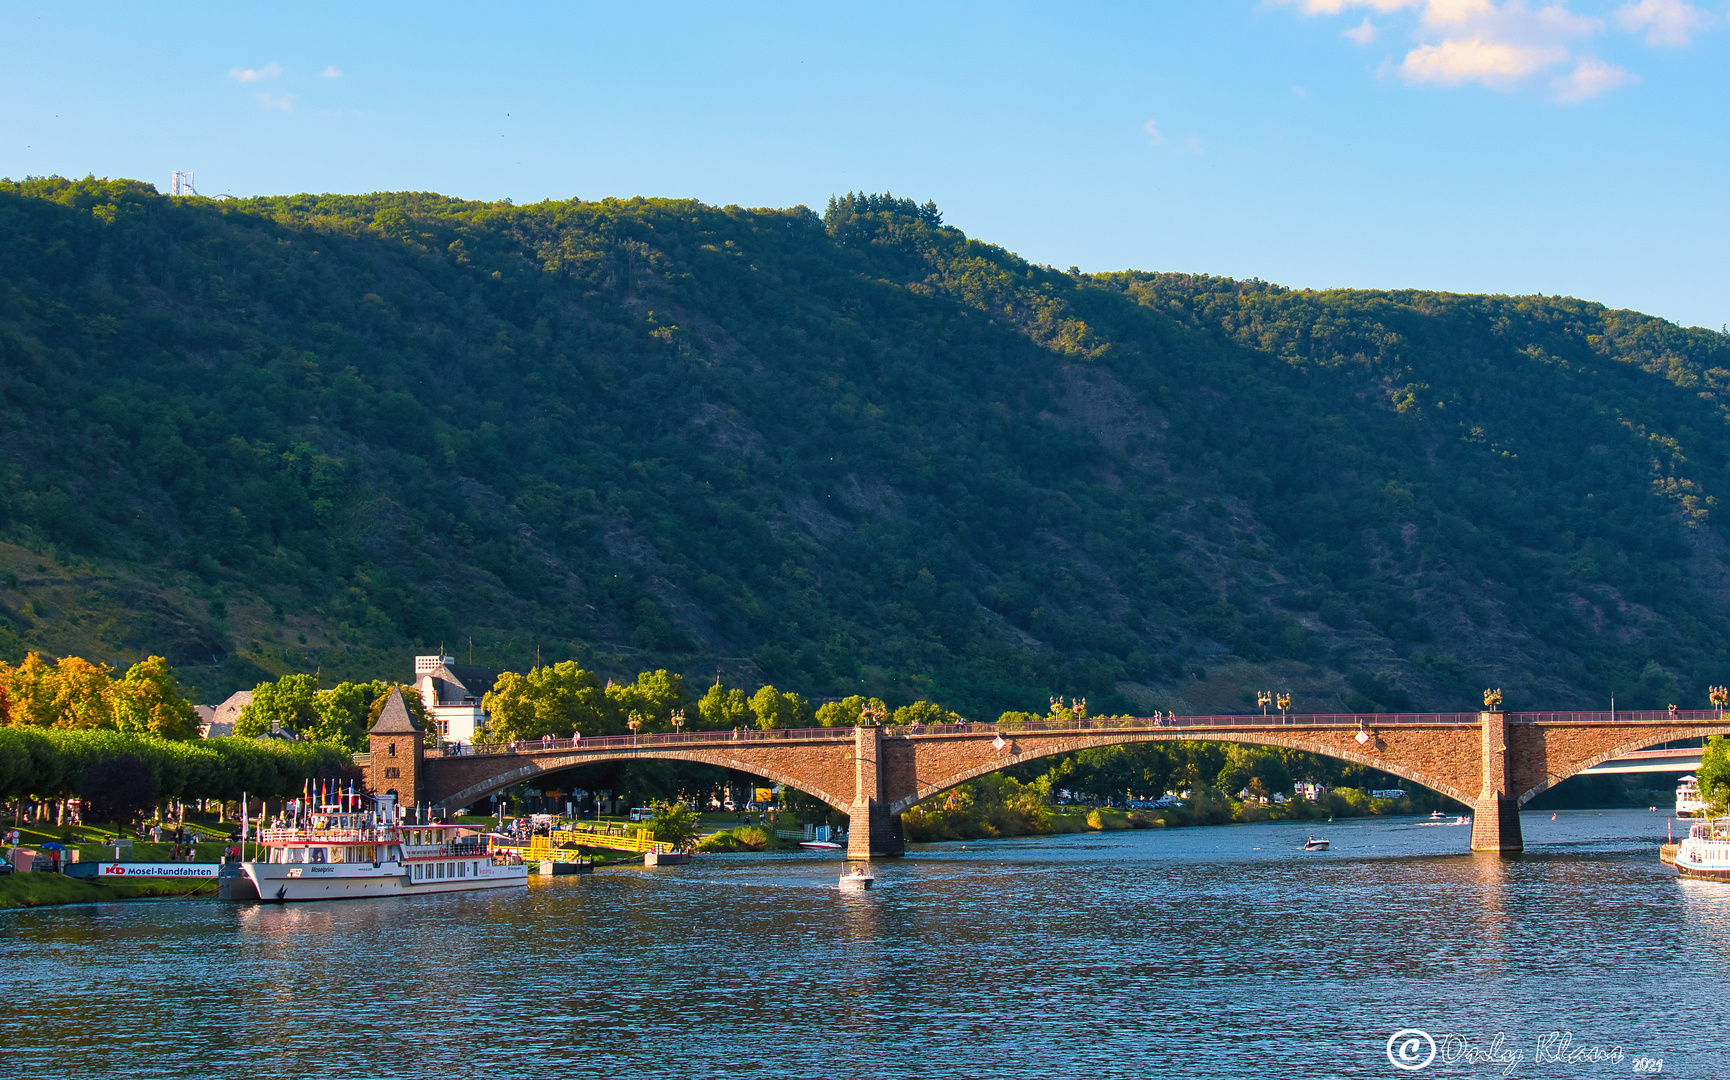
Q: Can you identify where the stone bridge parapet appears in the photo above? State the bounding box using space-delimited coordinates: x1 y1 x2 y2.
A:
366 709 1730 858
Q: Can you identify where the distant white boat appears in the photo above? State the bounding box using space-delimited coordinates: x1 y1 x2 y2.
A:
800 840 842 850
839 864 875 890
1677 775 1707 818
1429 811 1445 820
1303 835 1329 851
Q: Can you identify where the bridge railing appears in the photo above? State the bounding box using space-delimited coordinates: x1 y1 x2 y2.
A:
422 709 1730 759
1507 710 1723 724
426 725 849 758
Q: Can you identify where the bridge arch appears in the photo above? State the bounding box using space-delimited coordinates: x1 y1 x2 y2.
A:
434 748 853 814
1512 725 1730 806
886 730 1480 816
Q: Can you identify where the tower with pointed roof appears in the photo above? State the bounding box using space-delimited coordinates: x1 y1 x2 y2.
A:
366 687 424 806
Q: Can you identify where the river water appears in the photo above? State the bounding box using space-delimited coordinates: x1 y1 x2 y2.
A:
5 809 1727 1079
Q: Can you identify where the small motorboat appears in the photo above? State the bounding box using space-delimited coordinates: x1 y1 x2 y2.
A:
1303 835 1330 851
839 864 875 891
1429 811 1445 820
1453 815 1470 826
800 840 842 850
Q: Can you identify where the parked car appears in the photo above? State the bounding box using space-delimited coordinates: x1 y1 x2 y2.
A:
0 858 13 876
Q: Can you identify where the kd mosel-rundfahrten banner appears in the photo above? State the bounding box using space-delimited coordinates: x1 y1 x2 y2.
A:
67 862 221 880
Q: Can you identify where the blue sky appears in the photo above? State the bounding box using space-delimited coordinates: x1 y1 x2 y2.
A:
1 2 1724 328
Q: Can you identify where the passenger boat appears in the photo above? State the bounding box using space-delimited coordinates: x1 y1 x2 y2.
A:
1667 818 1730 881
241 794 528 902
1303 835 1329 851
1676 775 1707 818
839 864 875 891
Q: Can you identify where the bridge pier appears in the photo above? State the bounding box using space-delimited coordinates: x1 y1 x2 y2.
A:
1470 710 1523 853
846 725 905 860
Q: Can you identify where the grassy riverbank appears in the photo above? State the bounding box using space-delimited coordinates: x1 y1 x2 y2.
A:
0 873 218 908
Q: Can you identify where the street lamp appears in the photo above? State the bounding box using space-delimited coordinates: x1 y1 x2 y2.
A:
628 711 643 740
671 708 686 735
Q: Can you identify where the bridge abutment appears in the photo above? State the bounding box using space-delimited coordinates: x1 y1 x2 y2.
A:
846 725 905 860
1470 710 1523 853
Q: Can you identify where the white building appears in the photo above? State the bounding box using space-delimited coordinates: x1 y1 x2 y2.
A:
413 655 503 745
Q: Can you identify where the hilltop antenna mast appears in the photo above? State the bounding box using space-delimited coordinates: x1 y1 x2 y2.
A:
170 171 198 197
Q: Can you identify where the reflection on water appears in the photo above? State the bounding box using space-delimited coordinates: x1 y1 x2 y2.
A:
4 809 1726 1079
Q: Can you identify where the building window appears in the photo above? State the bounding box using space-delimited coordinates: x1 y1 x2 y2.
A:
384 767 400 779
388 743 397 758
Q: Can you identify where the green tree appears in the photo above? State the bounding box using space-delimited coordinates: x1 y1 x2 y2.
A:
482 661 613 741
1699 735 1730 814
604 670 687 733
697 683 751 730
234 673 320 738
306 680 405 751
816 695 887 727
647 799 701 852
749 685 811 730
111 656 199 740
892 700 961 726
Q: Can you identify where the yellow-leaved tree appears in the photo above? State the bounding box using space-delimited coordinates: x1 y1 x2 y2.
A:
0 652 197 739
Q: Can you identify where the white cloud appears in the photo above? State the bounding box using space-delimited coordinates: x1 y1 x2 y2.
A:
229 62 282 83
255 92 295 112
1143 119 1165 145
1613 0 1708 45
320 65 343 78
1550 56 1639 99
1343 16 1379 43
1400 36 1567 86
1280 0 1670 102
1288 0 1421 12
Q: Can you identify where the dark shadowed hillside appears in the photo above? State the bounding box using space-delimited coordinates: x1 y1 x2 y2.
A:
0 177 1727 715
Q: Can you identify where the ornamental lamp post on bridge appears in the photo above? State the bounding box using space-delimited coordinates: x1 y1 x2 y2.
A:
628 712 643 741
1710 686 1728 718
671 708 686 735
1257 691 1272 716
1276 693 1291 717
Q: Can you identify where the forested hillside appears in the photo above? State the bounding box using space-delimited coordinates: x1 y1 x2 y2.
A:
0 176 1727 716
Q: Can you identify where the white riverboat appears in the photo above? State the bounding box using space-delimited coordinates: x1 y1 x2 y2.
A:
1667 818 1730 882
1676 775 1707 818
241 795 527 902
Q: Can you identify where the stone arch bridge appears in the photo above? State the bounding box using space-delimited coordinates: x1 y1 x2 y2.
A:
360 709 1730 859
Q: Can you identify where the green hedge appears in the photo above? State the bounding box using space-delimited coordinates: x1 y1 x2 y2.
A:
0 728 356 802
